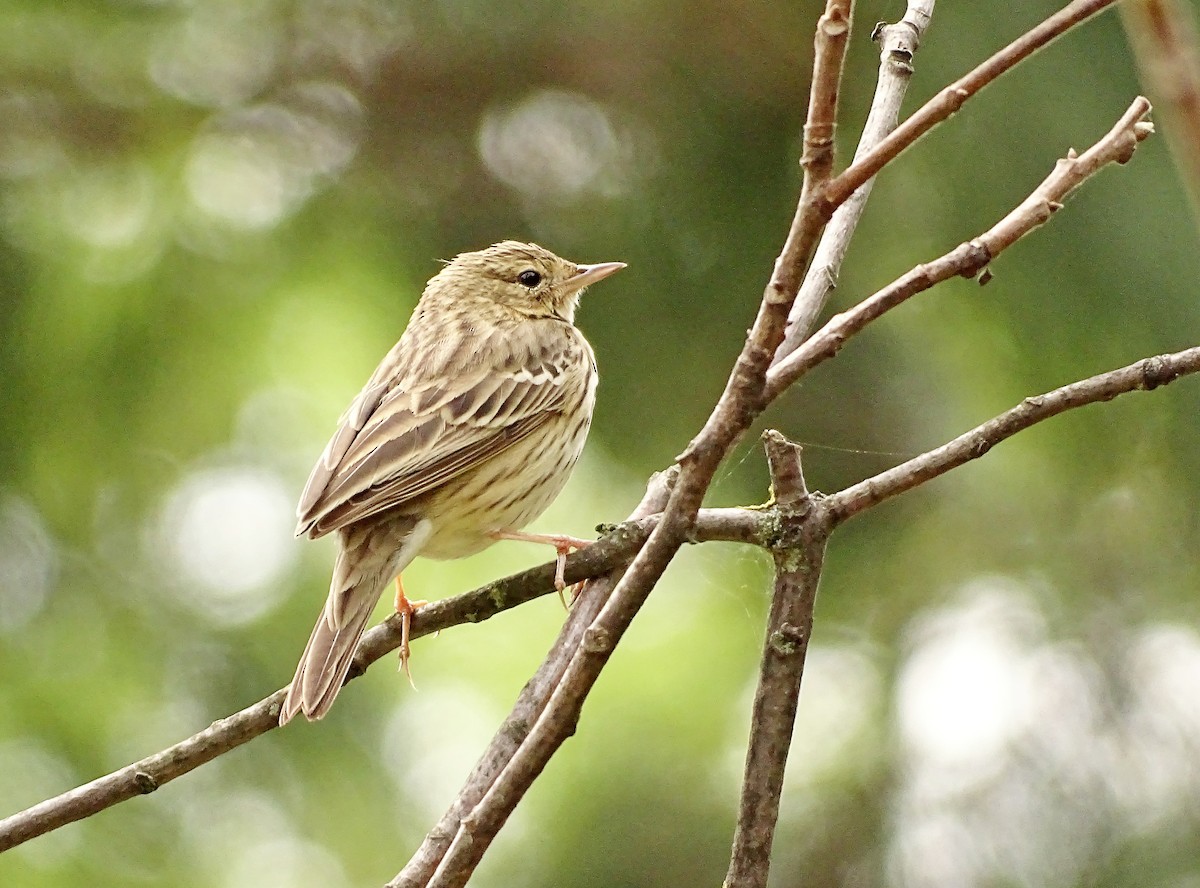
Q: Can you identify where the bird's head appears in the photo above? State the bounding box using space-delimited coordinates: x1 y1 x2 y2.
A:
428 241 625 323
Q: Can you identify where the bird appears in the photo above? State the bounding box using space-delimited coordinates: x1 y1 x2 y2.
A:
278 241 625 724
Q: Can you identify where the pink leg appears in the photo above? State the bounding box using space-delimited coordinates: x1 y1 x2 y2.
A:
488 530 592 595
393 576 428 688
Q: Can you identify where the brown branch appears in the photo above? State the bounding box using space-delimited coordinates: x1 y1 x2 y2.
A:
683 0 855 468
823 347 1200 525
0 692 284 855
0 501 766 856
820 0 1122 216
724 432 829 888
766 96 1155 402
724 346 1200 888
4 2 1121 856
1121 0 1200 224
388 470 676 888
777 0 936 362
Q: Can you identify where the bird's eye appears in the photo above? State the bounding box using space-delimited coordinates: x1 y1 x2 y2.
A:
517 269 542 288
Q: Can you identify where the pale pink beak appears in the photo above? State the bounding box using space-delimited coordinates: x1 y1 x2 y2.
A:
564 261 626 293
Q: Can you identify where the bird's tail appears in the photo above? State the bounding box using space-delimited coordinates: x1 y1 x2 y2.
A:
279 519 429 725
278 579 381 725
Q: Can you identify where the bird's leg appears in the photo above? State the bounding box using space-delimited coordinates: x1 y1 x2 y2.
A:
393 575 428 688
488 530 592 606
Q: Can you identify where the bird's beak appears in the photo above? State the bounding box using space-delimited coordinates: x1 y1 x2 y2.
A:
564 261 626 293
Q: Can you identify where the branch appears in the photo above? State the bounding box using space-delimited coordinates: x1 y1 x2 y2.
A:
12 346 1195 861
389 469 676 888
823 347 1200 525
0 500 766 855
820 0 1122 215
777 0 936 362
1121 0 1200 223
725 346 1200 886
683 0 855 467
766 95 1155 402
724 432 829 888
781 0 1118 367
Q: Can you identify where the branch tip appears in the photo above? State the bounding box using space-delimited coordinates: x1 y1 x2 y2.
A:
762 430 810 509
826 346 1200 525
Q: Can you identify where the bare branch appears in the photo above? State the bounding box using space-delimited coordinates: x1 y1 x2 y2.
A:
724 432 828 888
0 496 764 856
683 0 855 467
821 0 1121 215
824 347 1200 525
0 693 283 855
1121 0 1200 223
778 0 936 362
766 96 1155 402
12 340 1193 862
388 470 676 888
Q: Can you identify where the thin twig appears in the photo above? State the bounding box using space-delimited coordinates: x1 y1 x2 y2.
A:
819 0 1121 219
766 96 1155 401
777 0 936 363
1121 0 1200 224
683 0 856 467
824 347 1200 524
724 432 828 888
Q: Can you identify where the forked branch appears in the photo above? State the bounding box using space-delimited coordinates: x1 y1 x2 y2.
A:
767 96 1155 400
779 0 936 358
724 432 828 888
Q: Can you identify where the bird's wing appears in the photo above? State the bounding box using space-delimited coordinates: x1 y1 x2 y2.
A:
296 320 587 538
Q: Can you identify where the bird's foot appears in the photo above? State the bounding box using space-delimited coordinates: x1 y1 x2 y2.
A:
393 576 428 689
488 529 592 606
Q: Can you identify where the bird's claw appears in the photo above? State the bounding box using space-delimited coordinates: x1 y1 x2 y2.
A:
393 576 427 690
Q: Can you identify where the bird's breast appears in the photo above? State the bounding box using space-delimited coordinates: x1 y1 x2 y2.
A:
419 376 596 561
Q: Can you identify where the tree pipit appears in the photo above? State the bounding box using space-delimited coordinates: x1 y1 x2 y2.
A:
279 242 624 724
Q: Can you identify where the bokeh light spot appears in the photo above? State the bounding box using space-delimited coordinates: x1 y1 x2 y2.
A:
478 89 629 201
294 0 413 75
157 466 296 625
1113 623 1200 828
185 86 362 230
0 91 67 180
221 838 348 888
58 161 157 249
382 681 504 818
186 125 293 229
148 1 280 108
897 581 1042 772
789 644 882 778
0 495 59 635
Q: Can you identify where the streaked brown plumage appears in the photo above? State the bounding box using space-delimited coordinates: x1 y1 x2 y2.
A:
279 241 624 724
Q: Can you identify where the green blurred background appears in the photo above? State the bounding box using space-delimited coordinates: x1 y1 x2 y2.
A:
3 1 1200 886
